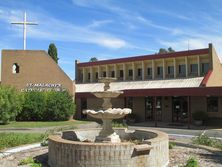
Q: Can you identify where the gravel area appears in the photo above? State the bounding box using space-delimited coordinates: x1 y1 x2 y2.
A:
0 143 222 167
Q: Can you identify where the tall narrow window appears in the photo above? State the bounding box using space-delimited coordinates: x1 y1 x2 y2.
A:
129 69 133 77
207 97 218 112
95 72 98 79
111 71 115 77
147 68 152 79
157 66 163 78
201 63 209 75
137 68 142 77
103 71 106 77
12 63 20 74
179 64 186 76
167 66 174 75
190 64 198 74
119 70 123 78
88 73 90 80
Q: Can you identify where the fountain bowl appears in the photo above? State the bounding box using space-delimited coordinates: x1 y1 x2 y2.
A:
93 91 123 98
83 108 131 119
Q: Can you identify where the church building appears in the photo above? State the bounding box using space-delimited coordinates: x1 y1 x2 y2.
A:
1 50 75 95
75 43 222 127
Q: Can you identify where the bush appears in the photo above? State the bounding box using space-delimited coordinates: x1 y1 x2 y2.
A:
16 91 75 121
0 86 23 124
44 91 75 121
184 157 198 167
16 92 46 121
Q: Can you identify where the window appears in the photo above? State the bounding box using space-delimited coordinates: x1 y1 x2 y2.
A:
129 69 133 77
157 66 163 77
111 71 115 77
179 64 186 76
167 66 174 75
147 68 152 76
95 72 98 79
88 73 90 80
119 70 124 78
207 97 219 112
103 71 106 77
125 97 133 109
137 68 142 77
12 63 19 74
201 63 209 75
190 64 198 74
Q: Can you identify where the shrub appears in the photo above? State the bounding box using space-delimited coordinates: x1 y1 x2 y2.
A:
184 157 198 167
0 86 23 124
16 91 75 121
169 142 176 149
44 91 75 121
192 134 222 150
16 92 46 121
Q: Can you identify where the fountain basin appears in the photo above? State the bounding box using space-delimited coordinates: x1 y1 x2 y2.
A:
93 91 123 98
48 128 169 167
83 108 131 119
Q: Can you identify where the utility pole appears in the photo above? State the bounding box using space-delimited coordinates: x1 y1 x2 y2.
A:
11 11 38 50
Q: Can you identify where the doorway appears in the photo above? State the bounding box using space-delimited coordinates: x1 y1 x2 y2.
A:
172 96 188 123
145 97 162 121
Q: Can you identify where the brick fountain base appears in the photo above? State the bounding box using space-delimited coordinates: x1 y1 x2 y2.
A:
48 128 169 167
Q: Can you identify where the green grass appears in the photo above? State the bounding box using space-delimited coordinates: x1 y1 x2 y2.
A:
0 133 44 150
19 157 42 167
0 120 88 128
184 157 198 167
169 142 176 149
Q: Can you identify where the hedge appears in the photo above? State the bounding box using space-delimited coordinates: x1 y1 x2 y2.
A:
0 86 24 124
16 91 75 121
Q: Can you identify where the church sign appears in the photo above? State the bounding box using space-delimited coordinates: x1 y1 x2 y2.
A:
22 83 64 92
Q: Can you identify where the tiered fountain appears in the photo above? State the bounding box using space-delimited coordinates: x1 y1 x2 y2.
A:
48 78 169 167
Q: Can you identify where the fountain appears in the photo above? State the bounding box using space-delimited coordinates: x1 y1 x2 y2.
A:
48 78 169 167
83 77 131 143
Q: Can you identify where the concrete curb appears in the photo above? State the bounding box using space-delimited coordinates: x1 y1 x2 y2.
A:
0 143 42 158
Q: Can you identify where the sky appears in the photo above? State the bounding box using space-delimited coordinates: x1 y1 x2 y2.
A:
0 0 222 80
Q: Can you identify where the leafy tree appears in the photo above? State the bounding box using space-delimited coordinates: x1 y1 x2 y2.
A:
48 43 59 63
89 57 98 62
0 86 24 124
158 47 175 54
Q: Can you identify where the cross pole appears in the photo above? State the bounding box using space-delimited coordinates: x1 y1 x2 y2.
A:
11 11 38 50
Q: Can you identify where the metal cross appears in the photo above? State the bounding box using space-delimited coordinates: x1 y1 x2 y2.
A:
11 11 38 50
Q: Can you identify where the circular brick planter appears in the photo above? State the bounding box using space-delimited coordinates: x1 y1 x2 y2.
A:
48 128 169 167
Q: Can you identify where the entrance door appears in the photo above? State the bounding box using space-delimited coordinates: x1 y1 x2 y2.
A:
145 97 153 121
172 97 188 123
80 98 87 119
145 97 162 121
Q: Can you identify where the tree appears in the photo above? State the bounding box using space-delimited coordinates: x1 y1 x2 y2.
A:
48 43 59 63
89 57 98 62
158 47 175 54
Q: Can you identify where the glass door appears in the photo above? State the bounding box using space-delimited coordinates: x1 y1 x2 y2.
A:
172 97 188 123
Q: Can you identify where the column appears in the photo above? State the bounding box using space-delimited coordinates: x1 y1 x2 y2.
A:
197 56 200 76
98 66 100 79
82 68 86 83
173 58 176 78
142 61 145 80
185 57 188 77
187 96 191 129
123 63 126 81
90 67 93 83
162 59 165 79
132 62 135 81
152 60 155 79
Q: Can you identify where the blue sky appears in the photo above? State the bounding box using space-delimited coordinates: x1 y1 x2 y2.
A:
0 0 222 80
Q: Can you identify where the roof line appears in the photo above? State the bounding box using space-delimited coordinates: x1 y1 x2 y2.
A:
77 48 209 67
200 70 212 87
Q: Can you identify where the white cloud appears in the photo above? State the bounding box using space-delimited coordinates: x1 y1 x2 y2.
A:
0 8 128 50
87 19 113 28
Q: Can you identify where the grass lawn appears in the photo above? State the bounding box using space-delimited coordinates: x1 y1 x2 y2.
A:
0 133 44 150
0 120 90 128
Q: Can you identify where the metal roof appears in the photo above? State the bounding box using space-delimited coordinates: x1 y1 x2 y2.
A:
76 77 204 93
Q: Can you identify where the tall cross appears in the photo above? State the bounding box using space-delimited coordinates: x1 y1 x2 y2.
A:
11 11 38 50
